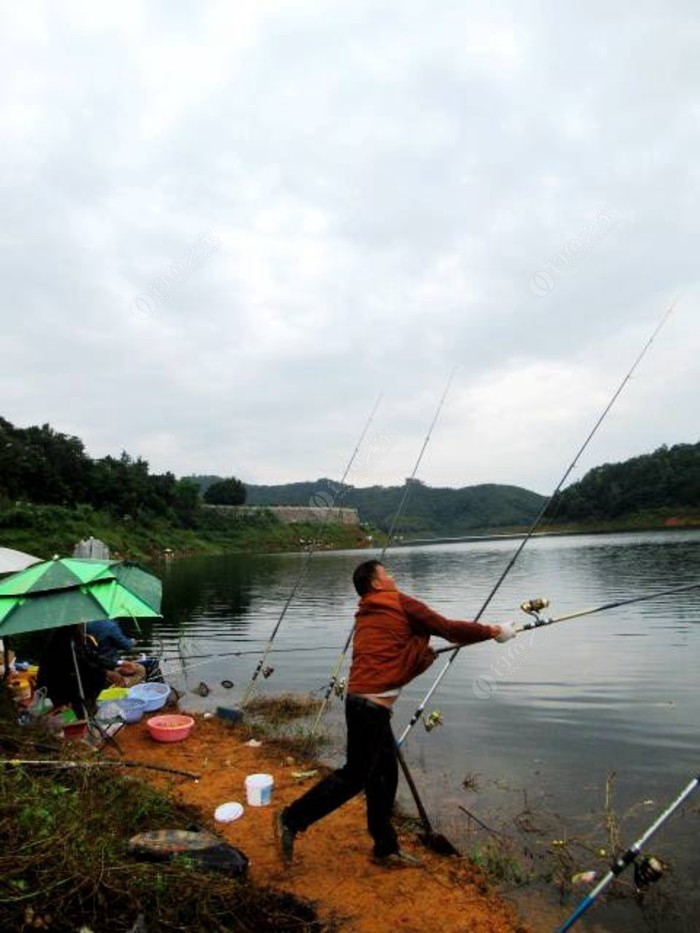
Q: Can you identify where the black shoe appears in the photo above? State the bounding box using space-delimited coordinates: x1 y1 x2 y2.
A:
372 850 423 868
274 811 296 864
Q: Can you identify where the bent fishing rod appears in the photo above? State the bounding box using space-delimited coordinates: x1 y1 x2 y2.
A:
240 393 382 707
558 773 699 931
398 301 676 746
310 368 458 735
432 581 700 653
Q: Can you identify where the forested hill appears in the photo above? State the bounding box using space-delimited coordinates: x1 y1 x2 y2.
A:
243 479 546 537
547 441 700 522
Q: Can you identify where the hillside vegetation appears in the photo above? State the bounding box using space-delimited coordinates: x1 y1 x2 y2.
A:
0 416 200 524
547 442 700 522
239 478 546 537
2 414 697 559
0 417 363 559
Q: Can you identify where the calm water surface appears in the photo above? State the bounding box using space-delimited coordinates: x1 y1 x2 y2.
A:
146 531 699 932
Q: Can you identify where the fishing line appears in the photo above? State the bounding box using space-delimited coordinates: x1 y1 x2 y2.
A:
380 367 457 557
398 301 677 746
160 656 224 679
158 644 344 662
311 367 458 735
239 392 383 707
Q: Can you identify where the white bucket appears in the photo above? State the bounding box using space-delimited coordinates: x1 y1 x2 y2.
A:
245 772 274 806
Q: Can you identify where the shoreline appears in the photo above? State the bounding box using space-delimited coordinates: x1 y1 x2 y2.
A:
394 520 700 548
114 708 536 932
2 504 698 565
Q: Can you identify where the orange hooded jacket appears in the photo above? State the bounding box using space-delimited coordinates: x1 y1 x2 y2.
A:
347 589 496 695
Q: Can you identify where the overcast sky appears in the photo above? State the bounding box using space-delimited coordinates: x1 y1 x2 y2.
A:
1 1 698 495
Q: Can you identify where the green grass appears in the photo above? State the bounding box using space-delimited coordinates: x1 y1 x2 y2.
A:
541 506 700 535
468 839 531 886
0 502 372 562
0 690 325 932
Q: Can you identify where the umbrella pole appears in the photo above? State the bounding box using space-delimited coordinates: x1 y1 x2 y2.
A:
70 640 123 755
2 637 11 682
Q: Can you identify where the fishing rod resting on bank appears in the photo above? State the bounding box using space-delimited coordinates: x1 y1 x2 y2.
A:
397 301 676 747
431 581 700 655
239 393 383 707
558 773 699 931
310 368 458 735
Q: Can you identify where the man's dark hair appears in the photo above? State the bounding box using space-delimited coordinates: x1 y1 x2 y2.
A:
353 559 383 597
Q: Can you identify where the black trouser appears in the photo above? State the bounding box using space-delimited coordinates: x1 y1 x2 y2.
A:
282 694 399 857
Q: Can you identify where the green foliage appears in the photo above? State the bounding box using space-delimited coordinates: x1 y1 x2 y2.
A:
549 442 700 522
469 839 530 885
0 417 205 526
203 476 247 505
0 416 90 506
0 710 324 931
0 503 366 563
173 478 202 526
184 474 224 494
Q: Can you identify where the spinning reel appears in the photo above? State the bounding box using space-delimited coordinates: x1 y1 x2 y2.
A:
634 854 666 892
333 677 346 699
424 709 444 732
519 596 550 625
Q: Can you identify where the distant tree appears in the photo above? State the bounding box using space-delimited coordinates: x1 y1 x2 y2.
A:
204 477 247 506
173 478 202 525
184 474 224 494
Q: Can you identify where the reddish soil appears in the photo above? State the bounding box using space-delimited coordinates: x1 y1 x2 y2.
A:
115 714 531 933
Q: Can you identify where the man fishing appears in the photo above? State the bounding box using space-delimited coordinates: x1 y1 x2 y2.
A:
275 559 516 867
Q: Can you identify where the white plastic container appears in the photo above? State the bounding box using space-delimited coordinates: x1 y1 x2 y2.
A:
214 801 244 822
245 773 274 806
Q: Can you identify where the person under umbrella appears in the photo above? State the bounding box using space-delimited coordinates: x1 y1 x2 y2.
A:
36 624 143 717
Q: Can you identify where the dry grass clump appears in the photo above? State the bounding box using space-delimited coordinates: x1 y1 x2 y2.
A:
0 690 324 932
241 693 329 759
244 693 322 724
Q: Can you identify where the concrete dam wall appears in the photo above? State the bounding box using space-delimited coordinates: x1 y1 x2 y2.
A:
204 505 359 525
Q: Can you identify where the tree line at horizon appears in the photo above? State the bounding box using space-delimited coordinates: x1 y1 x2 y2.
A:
0 416 244 526
546 441 700 521
194 441 700 533
0 415 696 533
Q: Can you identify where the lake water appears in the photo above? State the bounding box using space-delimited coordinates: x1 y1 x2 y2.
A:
144 530 699 932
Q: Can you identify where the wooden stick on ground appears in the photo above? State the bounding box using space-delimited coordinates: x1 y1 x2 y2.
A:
458 804 507 837
1 758 200 779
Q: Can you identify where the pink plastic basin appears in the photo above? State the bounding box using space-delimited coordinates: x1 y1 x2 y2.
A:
146 714 194 743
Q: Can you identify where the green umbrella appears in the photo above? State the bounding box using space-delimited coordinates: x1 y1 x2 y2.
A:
0 557 162 637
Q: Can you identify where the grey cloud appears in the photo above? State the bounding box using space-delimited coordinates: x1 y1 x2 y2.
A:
0 1 697 487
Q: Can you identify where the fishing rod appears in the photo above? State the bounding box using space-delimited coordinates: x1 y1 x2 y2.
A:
151 571 694 685
432 581 700 654
240 393 383 707
157 644 345 662
558 773 699 931
124 643 344 683
397 301 676 746
380 367 457 557
310 368 458 735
